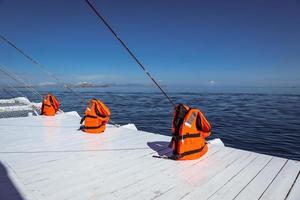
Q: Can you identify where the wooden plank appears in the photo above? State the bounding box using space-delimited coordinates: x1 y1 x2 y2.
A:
285 170 300 200
163 152 259 200
22 144 171 191
13 138 173 198
127 149 252 200
90 146 233 200
1 112 300 200
0 124 141 152
44 146 224 200
260 160 300 200
234 157 287 200
9 134 169 184
1 113 171 199
0 124 161 172
0 128 162 156
207 154 272 200
43 145 222 199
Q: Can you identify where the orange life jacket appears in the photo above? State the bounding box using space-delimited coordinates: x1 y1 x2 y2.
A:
41 93 60 116
80 98 110 134
170 104 211 160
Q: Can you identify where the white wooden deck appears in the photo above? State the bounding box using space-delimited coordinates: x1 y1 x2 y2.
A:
0 112 299 200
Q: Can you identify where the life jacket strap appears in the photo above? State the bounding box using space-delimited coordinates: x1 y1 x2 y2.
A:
172 133 201 141
83 123 104 130
171 144 207 160
41 103 54 115
80 115 99 124
85 115 98 119
80 116 86 124
95 105 107 118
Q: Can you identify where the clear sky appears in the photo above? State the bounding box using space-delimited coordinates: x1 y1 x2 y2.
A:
0 0 299 87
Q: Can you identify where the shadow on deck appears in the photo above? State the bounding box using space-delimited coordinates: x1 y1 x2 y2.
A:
147 141 173 157
0 162 24 200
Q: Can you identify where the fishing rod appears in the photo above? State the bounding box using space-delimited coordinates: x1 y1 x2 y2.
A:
84 0 176 107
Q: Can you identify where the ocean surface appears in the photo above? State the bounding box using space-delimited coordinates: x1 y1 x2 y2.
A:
1 86 300 161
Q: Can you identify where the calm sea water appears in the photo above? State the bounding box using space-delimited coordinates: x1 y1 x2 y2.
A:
1 86 300 160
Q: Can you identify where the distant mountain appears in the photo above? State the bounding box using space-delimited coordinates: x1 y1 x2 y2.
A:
67 82 111 88
12 81 165 89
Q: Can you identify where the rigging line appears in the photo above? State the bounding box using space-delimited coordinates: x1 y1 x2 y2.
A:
84 0 176 107
0 35 120 126
0 65 42 99
3 84 24 98
0 34 85 103
0 77 40 114
6 86 22 97
0 66 41 113
0 75 31 99
1 66 119 126
2 89 14 98
2 80 32 101
0 65 43 100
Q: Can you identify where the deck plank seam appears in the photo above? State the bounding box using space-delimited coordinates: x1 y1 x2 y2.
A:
149 187 174 200
111 150 221 196
232 157 274 200
121 147 225 200
33 146 176 197
0 125 143 151
24 146 172 183
90 147 224 198
206 151 253 181
122 147 232 200
164 151 253 200
258 159 288 200
0 147 152 154
197 152 253 197
190 147 225 167
284 168 300 200
6 132 167 174
206 154 259 200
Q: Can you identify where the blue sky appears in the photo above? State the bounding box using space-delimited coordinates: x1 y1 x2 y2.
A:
0 0 300 87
